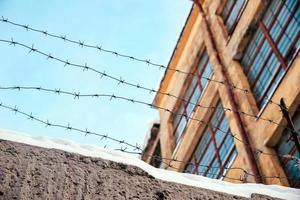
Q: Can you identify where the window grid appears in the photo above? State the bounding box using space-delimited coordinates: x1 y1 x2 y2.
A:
276 109 300 188
221 0 247 34
173 51 213 144
241 0 300 108
185 102 237 179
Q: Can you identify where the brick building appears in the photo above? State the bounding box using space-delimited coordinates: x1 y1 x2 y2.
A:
142 0 300 188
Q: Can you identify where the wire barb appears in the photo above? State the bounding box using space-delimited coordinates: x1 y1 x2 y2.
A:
60 35 67 41
45 120 51 127
9 37 16 46
28 112 34 120
47 53 53 60
28 44 36 53
1 16 8 23
85 129 90 136
66 123 72 131
79 40 84 47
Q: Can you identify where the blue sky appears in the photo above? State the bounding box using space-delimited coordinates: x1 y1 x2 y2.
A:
0 0 191 151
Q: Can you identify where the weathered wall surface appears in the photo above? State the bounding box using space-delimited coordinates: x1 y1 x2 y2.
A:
0 140 279 200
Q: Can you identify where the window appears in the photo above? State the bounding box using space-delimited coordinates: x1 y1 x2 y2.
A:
221 0 247 34
241 0 300 109
184 102 237 179
173 51 213 145
276 108 300 188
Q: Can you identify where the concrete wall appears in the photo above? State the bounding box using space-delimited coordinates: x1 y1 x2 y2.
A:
152 0 300 186
2 140 278 200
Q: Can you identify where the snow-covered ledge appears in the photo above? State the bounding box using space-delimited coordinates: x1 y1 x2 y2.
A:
1 129 300 200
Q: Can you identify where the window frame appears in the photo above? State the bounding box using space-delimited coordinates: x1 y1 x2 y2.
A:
172 50 213 145
241 0 300 110
220 0 248 35
184 101 237 179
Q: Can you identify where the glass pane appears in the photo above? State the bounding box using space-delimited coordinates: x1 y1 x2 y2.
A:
175 118 187 143
276 110 300 188
185 162 195 174
215 119 229 147
194 130 211 161
186 101 237 178
200 63 213 87
206 158 220 179
210 103 224 128
241 0 300 109
184 76 198 101
199 142 215 167
186 86 201 118
221 0 234 19
220 135 234 164
222 149 238 176
197 51 209 73
173 104 185 127
224 0 246 32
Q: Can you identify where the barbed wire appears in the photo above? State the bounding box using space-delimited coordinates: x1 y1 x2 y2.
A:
0 85 296 135
0 16 251 93
0 102 143 152
0 87 246 146
0 90 241 146
0 7 300 185
0 39 292 132
0 17 290 113
0 10 298 184
0 101 298 183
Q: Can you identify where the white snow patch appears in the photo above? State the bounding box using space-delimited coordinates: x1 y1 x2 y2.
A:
1 129 300 200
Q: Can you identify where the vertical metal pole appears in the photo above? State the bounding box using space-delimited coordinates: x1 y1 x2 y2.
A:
280 98 300 155
192 0 262 183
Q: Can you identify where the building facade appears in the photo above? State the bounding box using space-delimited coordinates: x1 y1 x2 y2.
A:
143 0 300 188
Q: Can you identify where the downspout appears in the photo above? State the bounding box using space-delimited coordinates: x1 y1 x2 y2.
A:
193 0 262 183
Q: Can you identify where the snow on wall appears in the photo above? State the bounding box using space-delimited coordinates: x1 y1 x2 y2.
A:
1 129 300 200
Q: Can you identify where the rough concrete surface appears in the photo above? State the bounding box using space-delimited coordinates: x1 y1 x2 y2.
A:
0 139 279 200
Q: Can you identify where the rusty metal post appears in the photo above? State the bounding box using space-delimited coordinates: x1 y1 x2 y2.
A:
259 22 287 69
280 98 300 155
192 0 262 183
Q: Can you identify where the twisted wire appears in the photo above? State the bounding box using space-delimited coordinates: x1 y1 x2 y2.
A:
0 39 292 132
0 16 250 93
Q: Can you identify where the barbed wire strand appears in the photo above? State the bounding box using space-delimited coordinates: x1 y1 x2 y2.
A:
0 12 298 183
0 16 251 93
0 85 296 134
0 39 291 131
0 102 143 152
0 11 298 183
0 17 290 113
0 101 298 183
